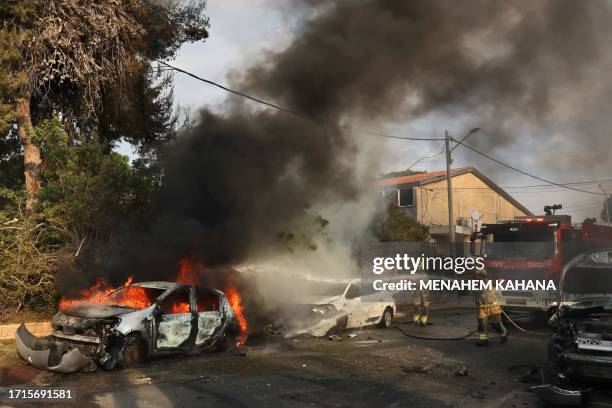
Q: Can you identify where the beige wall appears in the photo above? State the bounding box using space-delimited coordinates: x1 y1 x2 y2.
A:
415 172 529 226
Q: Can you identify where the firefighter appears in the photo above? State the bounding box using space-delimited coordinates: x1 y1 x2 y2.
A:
412 288 430 327
474 268 507 346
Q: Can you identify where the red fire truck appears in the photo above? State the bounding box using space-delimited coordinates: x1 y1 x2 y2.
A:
476 214 612 313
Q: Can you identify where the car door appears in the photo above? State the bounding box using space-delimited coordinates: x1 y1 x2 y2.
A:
343 282 366 328
155 286 196 350
195 287 223 347
360 284 387 324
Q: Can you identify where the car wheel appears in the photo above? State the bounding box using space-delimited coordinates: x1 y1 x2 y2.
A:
378 307 393 328
120 333 145 369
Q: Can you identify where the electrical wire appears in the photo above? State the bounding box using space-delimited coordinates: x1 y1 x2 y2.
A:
404 128 477 171
425 178 612 190
154 60 445 141
503 178 612 188
154 60 610 196
452 139 605 196
405 142 446 171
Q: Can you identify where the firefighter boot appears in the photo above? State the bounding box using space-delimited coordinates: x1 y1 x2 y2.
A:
477 319 490 346
500 334 508 344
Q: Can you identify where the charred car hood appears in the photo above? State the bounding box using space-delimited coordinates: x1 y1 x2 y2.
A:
58 304 137 319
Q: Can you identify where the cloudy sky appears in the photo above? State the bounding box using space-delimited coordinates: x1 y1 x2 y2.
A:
120 0 611 222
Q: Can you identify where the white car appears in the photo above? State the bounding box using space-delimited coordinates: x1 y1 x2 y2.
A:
285 279 396 337
16 282 239 373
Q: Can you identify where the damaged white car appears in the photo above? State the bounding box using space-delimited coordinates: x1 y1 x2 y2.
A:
283 279 396 337
16 282 239 373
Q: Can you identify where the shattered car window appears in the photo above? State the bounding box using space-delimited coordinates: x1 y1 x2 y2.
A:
160 287 191 314
196 287 220 312
345 284 361 299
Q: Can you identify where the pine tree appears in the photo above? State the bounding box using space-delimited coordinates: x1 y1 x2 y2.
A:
0 0 209 210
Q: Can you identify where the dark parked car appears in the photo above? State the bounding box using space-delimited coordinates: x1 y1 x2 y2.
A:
548 249 612 381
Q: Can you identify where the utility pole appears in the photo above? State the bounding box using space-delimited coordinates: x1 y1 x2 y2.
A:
445 130 455 256
599 185 610 223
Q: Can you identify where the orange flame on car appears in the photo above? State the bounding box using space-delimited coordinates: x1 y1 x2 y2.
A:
177 257 248 345
59 256 248 345
58 276 153 310
224 284 248 346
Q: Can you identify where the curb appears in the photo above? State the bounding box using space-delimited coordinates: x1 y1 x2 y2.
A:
0 322 51 340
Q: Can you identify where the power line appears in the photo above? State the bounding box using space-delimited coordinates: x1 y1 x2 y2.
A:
502 178 612 188
426 188 571 193
154 60 444 142
405 142 446 170
452 138 605 196
155 60 609 196
402 178 612 191
399 128 481 171
155 60 303 117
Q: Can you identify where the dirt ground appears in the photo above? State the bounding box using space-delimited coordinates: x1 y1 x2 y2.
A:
0 311 53 325
1 307 612 407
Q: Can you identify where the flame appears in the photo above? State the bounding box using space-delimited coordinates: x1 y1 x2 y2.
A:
58 276 154 310
170 301 190 313
177 257 201 284
59 257 248 346
224 285 248 346
177 257 248 345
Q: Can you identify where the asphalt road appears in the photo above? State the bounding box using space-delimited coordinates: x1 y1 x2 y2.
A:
2 307 612 408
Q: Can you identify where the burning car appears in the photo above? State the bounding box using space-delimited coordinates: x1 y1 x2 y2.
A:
16 280 241 373
283 279 396 337
548 249 612 381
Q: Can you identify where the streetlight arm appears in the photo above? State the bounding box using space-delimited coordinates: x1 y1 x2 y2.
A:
450 127 481 152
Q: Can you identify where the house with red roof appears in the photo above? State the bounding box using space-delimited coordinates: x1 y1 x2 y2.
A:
376 167 533 243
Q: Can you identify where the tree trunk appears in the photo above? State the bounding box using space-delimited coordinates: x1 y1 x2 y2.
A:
15 94 41 211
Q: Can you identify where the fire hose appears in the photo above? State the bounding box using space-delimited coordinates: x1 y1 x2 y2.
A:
501 309 550 337
393 309 549 341
393 325 478 341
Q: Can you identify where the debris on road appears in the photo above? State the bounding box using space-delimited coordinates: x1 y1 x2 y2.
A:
402 364 432 374
355 340 380 345
455 366 469 376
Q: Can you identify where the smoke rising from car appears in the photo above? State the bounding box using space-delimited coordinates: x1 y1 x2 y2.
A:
58 1 612 312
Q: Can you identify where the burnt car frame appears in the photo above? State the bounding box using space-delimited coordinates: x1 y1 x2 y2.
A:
16 282 239 373
548 249 612 382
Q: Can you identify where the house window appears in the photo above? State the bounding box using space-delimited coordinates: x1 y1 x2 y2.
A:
398 188 414 207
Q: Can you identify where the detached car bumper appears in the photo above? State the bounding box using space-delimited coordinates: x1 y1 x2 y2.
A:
15 324 94 373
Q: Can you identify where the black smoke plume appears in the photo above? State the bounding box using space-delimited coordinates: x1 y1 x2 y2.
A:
58 0 612 293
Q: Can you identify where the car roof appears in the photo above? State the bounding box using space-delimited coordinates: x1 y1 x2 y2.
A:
131 281 179 290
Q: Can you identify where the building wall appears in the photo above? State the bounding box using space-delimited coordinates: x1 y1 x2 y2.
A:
415 172 529 226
